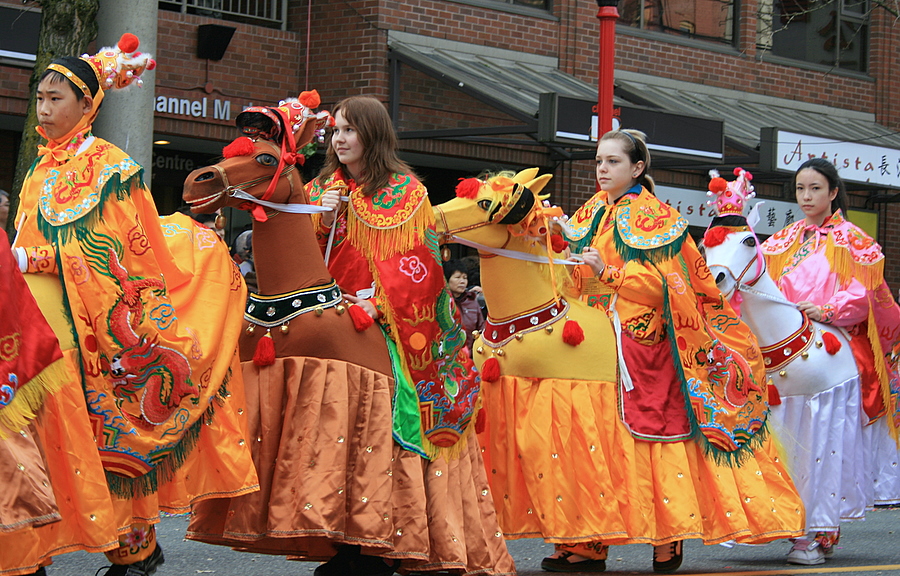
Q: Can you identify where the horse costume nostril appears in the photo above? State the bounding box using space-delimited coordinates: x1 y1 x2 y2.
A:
716 272 726 284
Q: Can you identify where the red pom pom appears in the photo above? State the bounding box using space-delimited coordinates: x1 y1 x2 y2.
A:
298 90 321 108
223 136 256 158
348 304 374 332
118 33 140 54
709 177 728 194
822 331 842 355
768 383 782 406
253 332 276 367
733 167 743 176
550 234 569 254
456 178 482 199
475 407 487 434
481 357 501 383
703 226 730 248
562 319 585 346
146 58 157 71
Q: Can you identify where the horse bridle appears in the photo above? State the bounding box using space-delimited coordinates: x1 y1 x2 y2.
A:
714 232 798 309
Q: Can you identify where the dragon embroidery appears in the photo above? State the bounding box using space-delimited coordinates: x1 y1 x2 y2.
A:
103 249 197 427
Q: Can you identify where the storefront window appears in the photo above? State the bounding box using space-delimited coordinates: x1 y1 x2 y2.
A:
617 0 736 44
488 0 552 8
757 0 868 72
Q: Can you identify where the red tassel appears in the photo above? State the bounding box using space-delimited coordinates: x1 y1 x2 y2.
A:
223 136 256 158
562 319 585 346
768 383 782 406
348 304 374 332
455 178 482 199
822 332 842 355
550 233 569 254
475 407 487 434
253 331 276 366
481 357 501 383
703 226 730 248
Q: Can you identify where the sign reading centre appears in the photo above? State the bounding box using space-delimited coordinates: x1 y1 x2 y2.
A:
537 93 724 161
760 128 900 188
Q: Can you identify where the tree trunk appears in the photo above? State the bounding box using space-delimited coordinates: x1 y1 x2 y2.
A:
6 0 99 238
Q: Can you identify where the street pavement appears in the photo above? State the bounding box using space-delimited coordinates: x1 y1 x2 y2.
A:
49 506 898 576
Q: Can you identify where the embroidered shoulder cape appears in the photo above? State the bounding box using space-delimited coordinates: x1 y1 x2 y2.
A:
15 137 248 495
308 170 479 459
763 211 900 433
568 189 770 463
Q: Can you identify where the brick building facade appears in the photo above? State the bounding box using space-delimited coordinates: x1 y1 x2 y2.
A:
2 0 900 284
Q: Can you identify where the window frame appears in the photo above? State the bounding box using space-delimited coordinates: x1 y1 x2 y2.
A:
615 0 740 47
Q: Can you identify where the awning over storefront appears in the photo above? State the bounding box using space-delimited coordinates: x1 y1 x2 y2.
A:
387 31 900 173
615 70 900 159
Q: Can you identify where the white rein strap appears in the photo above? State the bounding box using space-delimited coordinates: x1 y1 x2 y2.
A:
736 282 800 309
228 189 348 215
449 235 584 266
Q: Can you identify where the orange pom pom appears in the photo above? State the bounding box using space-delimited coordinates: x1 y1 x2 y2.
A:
550 234 569 254
348 304 374 332
562 319 584 346
299 89 321 108
709 177 728 194
456 178 482 199
822 331 842 355
223 137 256 158
118 33 140 53
253 331 276 366
481 357 501 383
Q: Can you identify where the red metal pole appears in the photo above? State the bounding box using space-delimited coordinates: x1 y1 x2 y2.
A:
596 0 619 137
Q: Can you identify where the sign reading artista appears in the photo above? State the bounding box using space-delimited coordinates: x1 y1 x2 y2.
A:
761 128 900 189
657 185 877 238
155 96 232 121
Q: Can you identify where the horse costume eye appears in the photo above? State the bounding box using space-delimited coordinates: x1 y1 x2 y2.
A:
742 236 757 247
257 154 278 166
477 199 492 211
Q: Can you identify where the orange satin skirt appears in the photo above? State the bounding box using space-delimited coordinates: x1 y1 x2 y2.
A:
188 356 516 575
479 375 805 546
0 350 258 576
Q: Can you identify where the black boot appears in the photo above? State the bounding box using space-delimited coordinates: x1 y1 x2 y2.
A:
99 543 165 576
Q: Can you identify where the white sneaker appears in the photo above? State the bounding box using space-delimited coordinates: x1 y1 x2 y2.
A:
787 539 825 565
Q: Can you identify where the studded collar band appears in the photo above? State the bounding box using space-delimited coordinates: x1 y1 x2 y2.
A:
245 281 342 328
759 312 814 372
482 298 569 347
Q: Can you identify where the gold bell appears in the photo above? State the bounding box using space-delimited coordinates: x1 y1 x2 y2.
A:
315 307 324 316
815 341 823 348
779 370 787 377
801 351 809 359
280 324 290 334
472 330 480 338
475 346 484 355
246 324 255 334
515 333 524 341
496 349 505 357
545 326 553 334
336 304 346 315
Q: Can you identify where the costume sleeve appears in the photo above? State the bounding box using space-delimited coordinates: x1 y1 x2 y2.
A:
821 277 869 325
20 245 59 275
597 259 665 308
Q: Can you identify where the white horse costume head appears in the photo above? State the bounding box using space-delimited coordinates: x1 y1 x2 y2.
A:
701 169 858 398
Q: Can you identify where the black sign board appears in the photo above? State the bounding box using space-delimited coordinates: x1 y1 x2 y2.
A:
538 93 724 162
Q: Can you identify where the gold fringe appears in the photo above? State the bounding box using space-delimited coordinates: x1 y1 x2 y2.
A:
866 304 899 440
825 237 885 291
0 358 67 439
347 205 434 263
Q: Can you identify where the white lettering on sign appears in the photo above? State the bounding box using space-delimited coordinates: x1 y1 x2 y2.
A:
774 130 900 188
655 185 797 236
155 96 232 121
